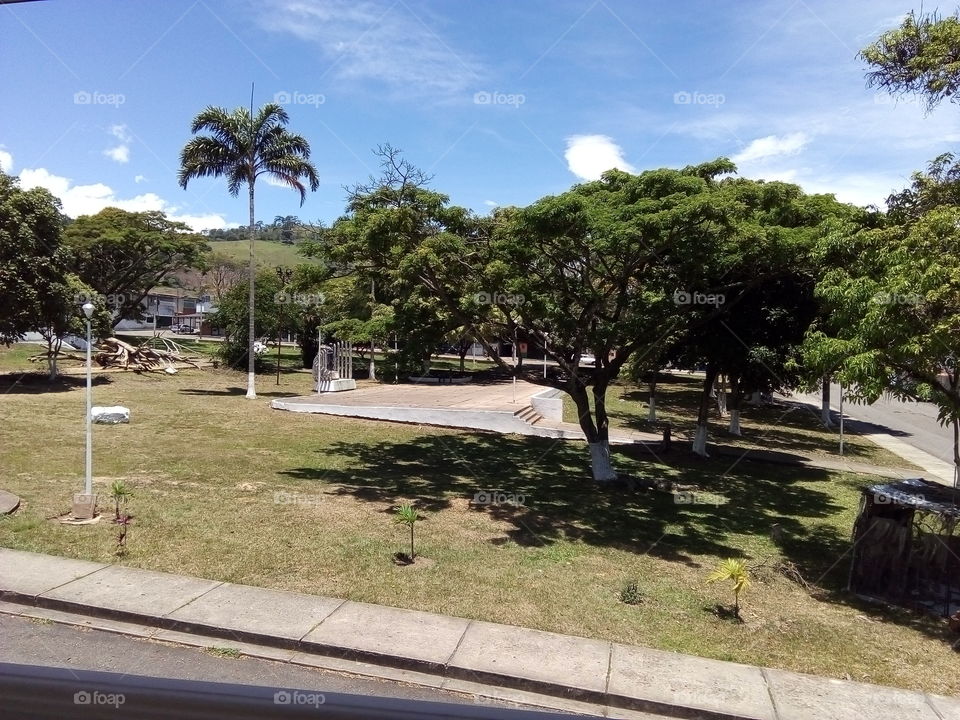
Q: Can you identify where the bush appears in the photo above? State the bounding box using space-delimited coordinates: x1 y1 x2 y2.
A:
619 579 643 605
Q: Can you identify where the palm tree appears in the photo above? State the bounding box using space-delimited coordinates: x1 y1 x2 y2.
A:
178 103 319 399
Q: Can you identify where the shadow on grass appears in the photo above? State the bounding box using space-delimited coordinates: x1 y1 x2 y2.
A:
178 386 305 398
285 430 956 643
0 372 113 394
613 390 900 465
280 432 846 571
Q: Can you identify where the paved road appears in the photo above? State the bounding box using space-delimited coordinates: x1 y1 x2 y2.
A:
797 383 955 465
0 614 574 716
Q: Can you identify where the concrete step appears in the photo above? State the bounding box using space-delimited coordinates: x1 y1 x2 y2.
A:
514 406 545 425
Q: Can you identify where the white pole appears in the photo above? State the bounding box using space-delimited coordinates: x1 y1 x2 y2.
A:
839 382 845 457
84 316 93 496
543 336 547 379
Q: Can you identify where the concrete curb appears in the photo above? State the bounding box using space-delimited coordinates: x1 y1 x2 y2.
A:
4 549 958 720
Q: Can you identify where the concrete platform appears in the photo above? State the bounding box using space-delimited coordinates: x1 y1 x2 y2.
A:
272 380 659 445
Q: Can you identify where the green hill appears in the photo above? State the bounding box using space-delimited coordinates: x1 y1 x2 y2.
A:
207 239 318 267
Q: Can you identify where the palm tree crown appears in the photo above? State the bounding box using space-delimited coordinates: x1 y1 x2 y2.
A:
178 103 319 202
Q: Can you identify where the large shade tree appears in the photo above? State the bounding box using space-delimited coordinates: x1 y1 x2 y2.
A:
0 173 67 345
328 151 755 481
64 208 207 325
178 102 319 399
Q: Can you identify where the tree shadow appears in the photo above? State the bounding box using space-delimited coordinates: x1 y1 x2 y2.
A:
280 432 845 568
178 386 304 398
0 372 113 394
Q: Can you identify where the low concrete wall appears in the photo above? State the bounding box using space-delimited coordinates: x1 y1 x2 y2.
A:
272 400 537 435
530 387 564 421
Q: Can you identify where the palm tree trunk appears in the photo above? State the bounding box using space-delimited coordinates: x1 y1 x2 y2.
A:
246 180 257 399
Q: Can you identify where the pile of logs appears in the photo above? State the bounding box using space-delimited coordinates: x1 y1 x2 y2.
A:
95 337 201 372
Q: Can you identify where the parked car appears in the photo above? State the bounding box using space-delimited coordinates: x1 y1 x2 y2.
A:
169 325 197 335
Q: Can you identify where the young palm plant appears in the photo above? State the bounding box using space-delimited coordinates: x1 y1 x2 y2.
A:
178 102 319 399
708 558 751 620
108 479 133 521
394 502 420 562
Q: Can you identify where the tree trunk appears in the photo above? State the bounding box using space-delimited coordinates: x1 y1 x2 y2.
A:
821 375 833 428
749 390 761 406
47 336 61 380
693 364 718 457
570 382 617 482
728 375 742 436
647 377 657 422
459 350 467 373
246 180 257 399
717 374 727 416
369 343 377 381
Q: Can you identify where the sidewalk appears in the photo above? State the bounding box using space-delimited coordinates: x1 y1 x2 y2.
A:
2 548 958 720
785 395 955 485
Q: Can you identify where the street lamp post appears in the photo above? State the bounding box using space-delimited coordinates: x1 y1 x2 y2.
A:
79 302 96 519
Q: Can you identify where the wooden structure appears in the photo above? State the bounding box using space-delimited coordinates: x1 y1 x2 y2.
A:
849 478 960 617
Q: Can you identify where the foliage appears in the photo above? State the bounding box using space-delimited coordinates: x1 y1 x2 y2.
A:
0 172 68 344
708 558 750 618
64 208 207 325
861 10 960 112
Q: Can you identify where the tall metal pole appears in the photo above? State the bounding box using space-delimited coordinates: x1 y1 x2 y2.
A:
543 335 547 379
839 382 845 457
84 316 93 496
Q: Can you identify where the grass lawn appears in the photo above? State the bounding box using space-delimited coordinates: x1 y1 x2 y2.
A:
562 372 919 470
207 239 320 268
0 350 956 694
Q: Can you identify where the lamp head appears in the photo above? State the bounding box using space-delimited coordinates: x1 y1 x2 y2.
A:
82 302 95 319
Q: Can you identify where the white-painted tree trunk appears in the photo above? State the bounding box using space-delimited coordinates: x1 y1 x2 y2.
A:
728 409 741 436
749 391 761 406
692 424 709 456
369 344 377 382
821 379 833 428
647 396 657 422
588 442 618 482
717 375 727 416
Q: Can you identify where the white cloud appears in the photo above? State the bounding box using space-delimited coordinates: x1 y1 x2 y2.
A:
0 148 12 173
103 124 131 164
134 174 146 184
17 167 233 231
564 134 636 181
258 0 481 97
103 145 130 163
732 132 809 165
483 199 498 207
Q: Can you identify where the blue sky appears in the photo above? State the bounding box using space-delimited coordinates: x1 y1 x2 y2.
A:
2 0 958 231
